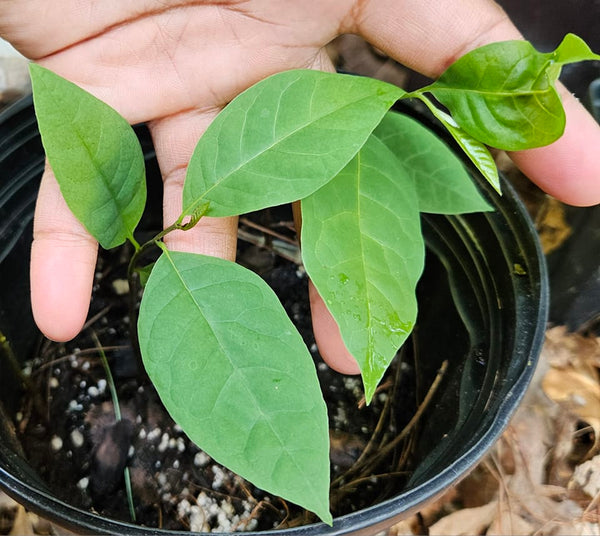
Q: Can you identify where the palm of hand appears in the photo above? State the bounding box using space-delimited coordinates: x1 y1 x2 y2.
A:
3 1 346 123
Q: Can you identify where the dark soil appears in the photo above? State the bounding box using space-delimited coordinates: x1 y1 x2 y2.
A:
15 208 418 532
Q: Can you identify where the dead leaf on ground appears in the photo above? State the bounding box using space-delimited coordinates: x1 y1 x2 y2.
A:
542 328 600 456
428 501 498 535
8 505 34 536
569 454 600 499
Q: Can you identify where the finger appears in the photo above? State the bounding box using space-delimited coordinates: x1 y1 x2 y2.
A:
30 164 98 341
353 0 600 206
509 86 600 206
148 108 237 260
309 282 360 375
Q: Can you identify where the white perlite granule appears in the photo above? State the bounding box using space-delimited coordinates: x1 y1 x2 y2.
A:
70 429 84 448
50 435 63 451
194 451 210 467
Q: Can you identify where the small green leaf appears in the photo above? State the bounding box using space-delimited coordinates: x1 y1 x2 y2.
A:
417 96 501 192
425 39 566 150
183 70 404 217
29 64 146 248
551 33 600 70
301 135 424 403
135 263 155 288
374 111 494 213
138 249 331 524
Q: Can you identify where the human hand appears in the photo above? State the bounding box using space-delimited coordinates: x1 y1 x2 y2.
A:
1 0 599 375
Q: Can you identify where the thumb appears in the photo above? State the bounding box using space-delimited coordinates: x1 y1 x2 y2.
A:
30 163 98 341
149 109 237 260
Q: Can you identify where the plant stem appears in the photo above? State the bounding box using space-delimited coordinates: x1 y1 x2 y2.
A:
0 330 33 391
91 331 136 522
125 203 209 365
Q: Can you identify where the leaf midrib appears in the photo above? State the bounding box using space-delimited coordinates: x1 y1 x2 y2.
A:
161 250 324 496
183 83 402 215
430 85 553 98
47 76 136 245
353 151 376 375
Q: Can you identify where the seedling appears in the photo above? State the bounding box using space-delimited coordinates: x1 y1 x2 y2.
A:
29 34 599 524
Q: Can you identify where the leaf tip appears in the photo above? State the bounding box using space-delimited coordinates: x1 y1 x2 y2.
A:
320 510 334 526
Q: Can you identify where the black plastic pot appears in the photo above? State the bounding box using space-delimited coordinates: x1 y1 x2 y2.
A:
0 97 548 535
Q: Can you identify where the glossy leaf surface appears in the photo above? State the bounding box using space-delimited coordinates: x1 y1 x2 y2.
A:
301 136 424 403
426 39 565 150
417 96 501 192
374 111 494 213
549 33 600 78
138 249 331 523
183 70 404 217
29 64 146 248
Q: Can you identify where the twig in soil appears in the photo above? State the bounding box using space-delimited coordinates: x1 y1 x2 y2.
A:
331 355 404 495
336 359 448 490
31 345 128 374
81 305 112 332
0 330 33 391
157 505 163 529
357 379 394 410
239 217 299 247
237 228 302 265
269 220 296 233
334 470 410 493
273 499 291 529
91 330 136 523
372 360 448 463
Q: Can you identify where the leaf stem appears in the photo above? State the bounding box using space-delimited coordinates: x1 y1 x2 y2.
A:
125 203 210 362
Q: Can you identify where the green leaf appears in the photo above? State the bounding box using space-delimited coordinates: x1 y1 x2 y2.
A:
29 64 146 249
135 263 155 288
551 33 600 71
183 70 404 217
424 39 566 151
373 111 494 213
417 96 501 192
301 135 424 403
138 249 331 524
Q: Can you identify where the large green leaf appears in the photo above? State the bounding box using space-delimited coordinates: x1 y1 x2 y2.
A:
425 39 564 151
374 111 494 213
29 64 146 248
138 249 331 524
182 70 404 217
301 136 424 403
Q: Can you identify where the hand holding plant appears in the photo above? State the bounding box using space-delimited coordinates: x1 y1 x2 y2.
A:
28 27 599 522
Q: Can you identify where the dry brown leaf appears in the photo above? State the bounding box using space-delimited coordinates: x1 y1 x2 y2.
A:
0 491 18 510
486 505 535 535
569 454 600 499
428 501 497 535
541 328 600 456
387 519 415 536
542 367 600 454
535 198 573 254
8 505 34 536
412 487 459 527
544 326 600 371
